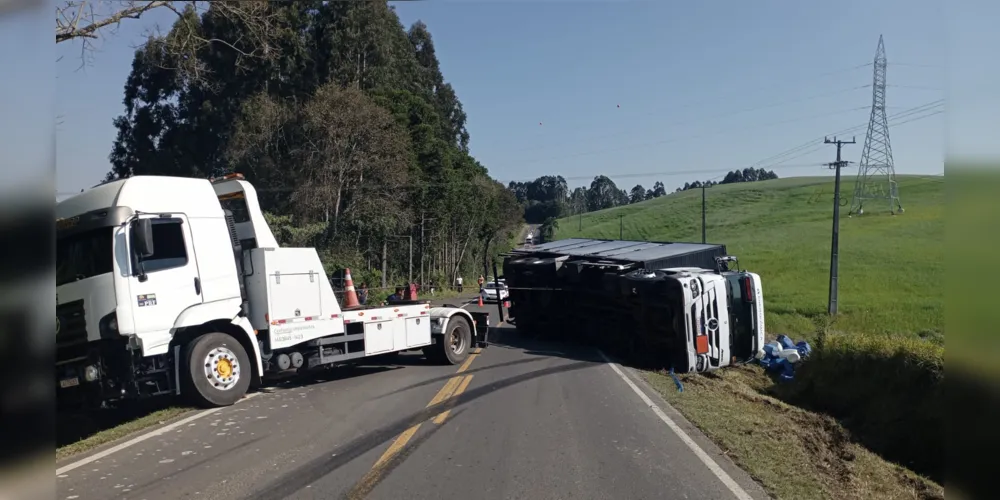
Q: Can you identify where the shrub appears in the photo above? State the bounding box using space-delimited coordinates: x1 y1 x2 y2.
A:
778 332 944 482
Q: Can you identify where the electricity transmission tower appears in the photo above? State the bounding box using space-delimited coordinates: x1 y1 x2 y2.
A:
849 35 903 216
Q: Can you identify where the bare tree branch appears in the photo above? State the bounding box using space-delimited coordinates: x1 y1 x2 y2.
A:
56 1 279 84
56 1 170 43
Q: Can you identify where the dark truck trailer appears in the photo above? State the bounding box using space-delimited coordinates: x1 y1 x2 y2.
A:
503 238 763 371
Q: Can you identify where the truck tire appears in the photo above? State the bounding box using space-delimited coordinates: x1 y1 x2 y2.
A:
181 332 252 408
437 316 472 365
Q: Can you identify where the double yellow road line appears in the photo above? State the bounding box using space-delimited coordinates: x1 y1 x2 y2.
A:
350 348 482 497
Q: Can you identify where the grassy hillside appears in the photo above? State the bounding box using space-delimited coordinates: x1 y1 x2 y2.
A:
554 175 945 499
555 175 944 342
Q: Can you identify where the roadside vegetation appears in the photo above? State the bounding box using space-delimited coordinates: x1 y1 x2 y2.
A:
57 404 194 461
555 175 944 499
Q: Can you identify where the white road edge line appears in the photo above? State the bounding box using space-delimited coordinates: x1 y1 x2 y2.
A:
56 392 260 476
597 350 754 500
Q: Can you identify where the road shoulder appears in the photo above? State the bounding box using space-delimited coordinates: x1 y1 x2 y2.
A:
605 357 771 500
57 406 198 464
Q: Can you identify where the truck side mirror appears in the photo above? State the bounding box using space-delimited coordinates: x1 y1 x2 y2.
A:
132 219 155 258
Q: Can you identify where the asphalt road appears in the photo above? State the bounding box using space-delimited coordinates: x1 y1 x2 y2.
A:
56 299 768 500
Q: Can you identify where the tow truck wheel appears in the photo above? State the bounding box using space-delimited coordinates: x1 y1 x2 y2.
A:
181 332 252 408
439 316 472 365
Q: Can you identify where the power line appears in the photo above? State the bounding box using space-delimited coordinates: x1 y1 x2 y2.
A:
516 60 944 156
527 62 876 136
56 102 944 198
887 84 943 91
744 100 943 171
509 92 939 170
510 106 873 167
889 62 942 69
515 84 874 155
753 108 942 173
751 109 942 174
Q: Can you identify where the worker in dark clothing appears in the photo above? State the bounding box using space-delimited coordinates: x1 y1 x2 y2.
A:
385 286 405 305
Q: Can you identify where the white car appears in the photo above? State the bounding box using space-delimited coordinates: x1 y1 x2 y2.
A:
481 282 510 302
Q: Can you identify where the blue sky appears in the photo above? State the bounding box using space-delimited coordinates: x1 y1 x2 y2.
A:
41 0 979 198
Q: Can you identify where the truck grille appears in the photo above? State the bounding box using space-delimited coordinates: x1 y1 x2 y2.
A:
57 299 87 347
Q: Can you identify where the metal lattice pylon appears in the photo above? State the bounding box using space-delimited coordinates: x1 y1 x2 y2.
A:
850 35 903 216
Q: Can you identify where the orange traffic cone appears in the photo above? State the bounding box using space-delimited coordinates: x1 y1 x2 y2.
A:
478 294 484 307
342 268 361 309
503 300 510 309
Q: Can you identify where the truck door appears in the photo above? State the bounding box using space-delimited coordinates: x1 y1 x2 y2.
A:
127 215 203 340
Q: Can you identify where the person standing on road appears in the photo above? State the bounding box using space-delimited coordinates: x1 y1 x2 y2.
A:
477 275 485 292
456 275 463 293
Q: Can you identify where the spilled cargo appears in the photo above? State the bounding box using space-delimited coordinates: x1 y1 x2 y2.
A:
502 239 766 373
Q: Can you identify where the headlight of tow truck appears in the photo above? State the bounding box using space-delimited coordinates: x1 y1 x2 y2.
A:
83 365 100 382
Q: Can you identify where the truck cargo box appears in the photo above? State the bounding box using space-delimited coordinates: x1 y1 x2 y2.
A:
504 238 730 366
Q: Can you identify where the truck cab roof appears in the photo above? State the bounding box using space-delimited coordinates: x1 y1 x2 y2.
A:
57 176 222 221
56 175 280 250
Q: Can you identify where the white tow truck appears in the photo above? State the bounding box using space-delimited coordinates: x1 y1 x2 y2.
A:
56 174 488 409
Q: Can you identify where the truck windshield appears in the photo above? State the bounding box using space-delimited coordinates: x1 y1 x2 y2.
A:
725 274 758 360
57 227 114 286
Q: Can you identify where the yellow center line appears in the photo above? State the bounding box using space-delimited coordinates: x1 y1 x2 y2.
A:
432 374 474 425
457 352 479 373
364 347 483 481
369 423 420 470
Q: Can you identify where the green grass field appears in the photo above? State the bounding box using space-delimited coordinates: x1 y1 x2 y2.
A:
554 175 945 499
555 175 944 343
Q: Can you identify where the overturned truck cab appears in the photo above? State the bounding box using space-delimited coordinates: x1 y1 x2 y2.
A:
503 239 765 372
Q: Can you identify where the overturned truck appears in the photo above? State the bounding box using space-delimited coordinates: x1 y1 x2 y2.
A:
503 239 765 372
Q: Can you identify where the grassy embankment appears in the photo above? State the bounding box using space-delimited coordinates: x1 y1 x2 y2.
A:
555 175 944 500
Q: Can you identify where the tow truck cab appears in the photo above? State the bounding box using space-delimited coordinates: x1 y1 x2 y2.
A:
56 176 244 407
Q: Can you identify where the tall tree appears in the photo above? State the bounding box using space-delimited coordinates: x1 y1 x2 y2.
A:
629 184 646 204
568 187 588 215
587 175 622 211
406 21 469 151
106 1 523 286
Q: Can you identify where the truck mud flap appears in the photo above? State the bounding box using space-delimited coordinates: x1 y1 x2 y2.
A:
469 311 491 348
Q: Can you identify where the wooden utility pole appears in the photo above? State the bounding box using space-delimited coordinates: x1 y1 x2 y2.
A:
824 136 855 316
419 212 425 286
381 240 388 289
419 213 435 286
701 183 709 244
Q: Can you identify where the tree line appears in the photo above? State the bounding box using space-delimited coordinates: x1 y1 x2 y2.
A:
673 167 778 192
98 1 522 289
507 176 667 224
509 167 780 225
